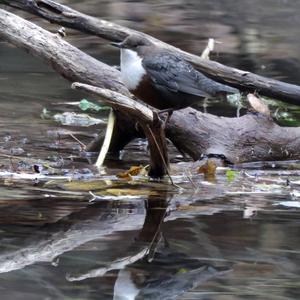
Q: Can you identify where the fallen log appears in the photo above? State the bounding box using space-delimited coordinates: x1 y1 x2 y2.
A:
0 8 299 171
4 0 300 106
72 84 300 164
167 108 300 163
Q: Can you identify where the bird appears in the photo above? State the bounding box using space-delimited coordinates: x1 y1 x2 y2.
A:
111 35 238 111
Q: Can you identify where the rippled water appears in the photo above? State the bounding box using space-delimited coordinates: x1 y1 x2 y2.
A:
0 1 300 299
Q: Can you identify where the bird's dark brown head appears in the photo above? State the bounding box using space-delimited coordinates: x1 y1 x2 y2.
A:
110 35 153 51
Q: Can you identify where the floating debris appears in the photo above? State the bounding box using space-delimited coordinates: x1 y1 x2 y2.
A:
53 112 106 126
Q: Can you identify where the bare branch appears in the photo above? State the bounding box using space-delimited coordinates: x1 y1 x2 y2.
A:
3 0 300 105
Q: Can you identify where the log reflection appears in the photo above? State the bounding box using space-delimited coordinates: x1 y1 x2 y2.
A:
0 189 227 299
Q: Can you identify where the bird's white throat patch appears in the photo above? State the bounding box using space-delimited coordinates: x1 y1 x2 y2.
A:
120 49 146 90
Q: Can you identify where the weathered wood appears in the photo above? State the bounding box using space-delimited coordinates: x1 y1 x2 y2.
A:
0 8 128 95
141 119 169 178
0 8 299 166
72 84 300 164
71 83 154 123
0 7 134 147
167 109 300 163
4 0 300 106
2 0 137 42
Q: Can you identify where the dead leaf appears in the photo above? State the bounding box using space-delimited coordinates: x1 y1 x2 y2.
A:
247 94 270 116
116 172 132 181
116 165 148 180
197 159 217 177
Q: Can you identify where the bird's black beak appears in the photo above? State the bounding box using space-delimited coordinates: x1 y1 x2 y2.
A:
110 41 124 48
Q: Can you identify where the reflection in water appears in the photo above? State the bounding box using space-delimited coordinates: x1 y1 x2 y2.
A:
62 192 227 300
111 193 225 300
0 178 299 299
0 0 300 299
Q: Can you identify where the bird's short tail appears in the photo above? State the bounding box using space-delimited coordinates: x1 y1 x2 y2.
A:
217 83 239 95
203 76 239 96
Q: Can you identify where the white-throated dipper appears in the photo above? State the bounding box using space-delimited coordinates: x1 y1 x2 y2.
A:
111 35 238 110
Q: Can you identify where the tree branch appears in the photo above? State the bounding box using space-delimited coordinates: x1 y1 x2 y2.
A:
72 84 300 164
3 0 300 106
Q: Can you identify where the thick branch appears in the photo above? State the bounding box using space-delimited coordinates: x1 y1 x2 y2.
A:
3 0 300 105
72 83 153 123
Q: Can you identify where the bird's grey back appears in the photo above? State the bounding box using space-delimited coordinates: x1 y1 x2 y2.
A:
141 50 237 98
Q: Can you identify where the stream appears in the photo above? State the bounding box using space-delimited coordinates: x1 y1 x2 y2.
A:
0 1 299 299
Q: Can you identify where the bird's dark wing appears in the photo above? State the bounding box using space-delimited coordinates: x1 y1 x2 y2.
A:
142 52 212 98
142 52 238 97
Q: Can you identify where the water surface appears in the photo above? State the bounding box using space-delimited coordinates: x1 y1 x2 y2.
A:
0 1 299 299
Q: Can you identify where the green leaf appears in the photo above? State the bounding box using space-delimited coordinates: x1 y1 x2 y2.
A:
275 111 300 126
226 170 238 182
79 99 110 112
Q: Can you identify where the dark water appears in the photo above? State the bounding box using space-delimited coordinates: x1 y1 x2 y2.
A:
0 1 300 299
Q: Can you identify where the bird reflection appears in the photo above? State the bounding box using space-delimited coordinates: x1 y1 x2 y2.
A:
112 191 228 300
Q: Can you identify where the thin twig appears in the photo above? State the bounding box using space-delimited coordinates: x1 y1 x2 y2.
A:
0 153 23 160
184 169 197 190
69 133 86 150
201 38 215 60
